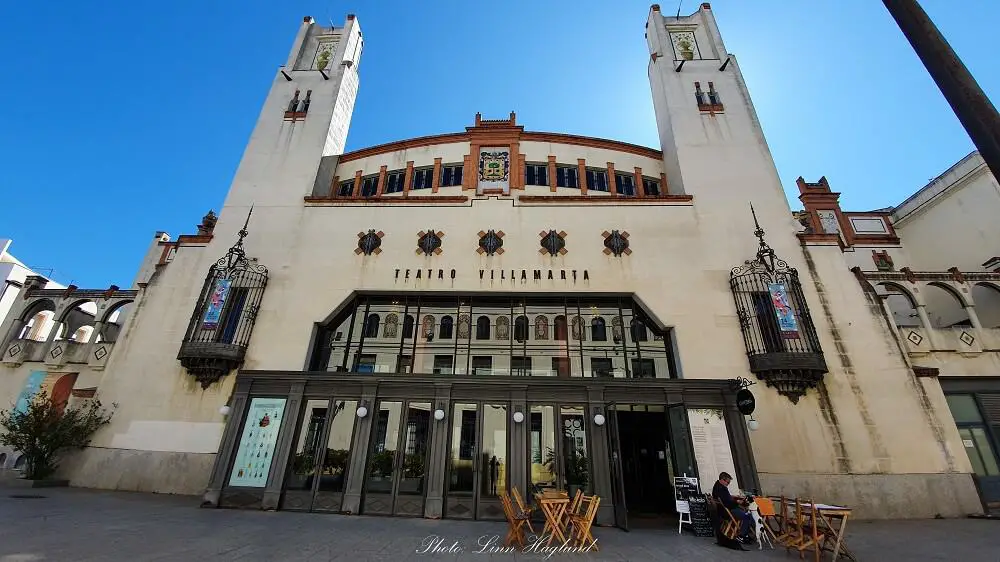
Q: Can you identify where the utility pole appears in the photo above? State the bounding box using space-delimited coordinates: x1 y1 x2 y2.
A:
882 0 1000 181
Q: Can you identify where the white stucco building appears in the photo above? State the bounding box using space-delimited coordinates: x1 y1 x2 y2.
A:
0 5 995 522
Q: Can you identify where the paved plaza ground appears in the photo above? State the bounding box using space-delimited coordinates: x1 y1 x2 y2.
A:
0 485 997 561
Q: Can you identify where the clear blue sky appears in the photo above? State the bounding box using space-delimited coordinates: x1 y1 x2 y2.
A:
1 1 997 288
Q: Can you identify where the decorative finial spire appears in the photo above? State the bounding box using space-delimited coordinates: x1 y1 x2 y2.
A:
223 205 255 273
749 202 777 272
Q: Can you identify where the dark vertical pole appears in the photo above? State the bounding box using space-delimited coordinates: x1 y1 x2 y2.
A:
883 0 1000 180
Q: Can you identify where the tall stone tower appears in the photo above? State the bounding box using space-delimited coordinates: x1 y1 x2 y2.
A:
221 15 363 212
645 4 793 241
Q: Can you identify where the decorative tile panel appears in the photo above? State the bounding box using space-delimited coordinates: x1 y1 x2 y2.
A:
960 331 975 346
312 41 338 71
668 30 701 60
907 331 924 346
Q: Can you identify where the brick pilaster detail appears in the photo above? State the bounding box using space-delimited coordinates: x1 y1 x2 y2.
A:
432 158 442 193
329 175 340 197
660 173 669 195
403 161 414 197
548 156 557 192
577 159 588 194
607 162 617 195
464 145 478 190
352 170 362 197
634 167 645 197
376 165 387 196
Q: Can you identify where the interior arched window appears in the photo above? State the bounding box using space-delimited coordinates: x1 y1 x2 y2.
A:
403 315 415 338
630 318 648 342
440 316 454 339
554 315 568 341
476 316 491 340
363 314 381 338
591 317 607 341
514 315 528 343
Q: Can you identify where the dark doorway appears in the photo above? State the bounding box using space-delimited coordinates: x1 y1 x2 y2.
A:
617 407 674 524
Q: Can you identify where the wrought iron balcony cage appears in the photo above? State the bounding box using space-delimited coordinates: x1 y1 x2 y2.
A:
178 209 268 388
729 206 827 403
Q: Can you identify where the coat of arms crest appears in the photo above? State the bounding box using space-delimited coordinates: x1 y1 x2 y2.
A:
479 150 509 182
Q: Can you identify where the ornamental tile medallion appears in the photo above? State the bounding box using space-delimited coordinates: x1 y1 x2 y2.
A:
477 230 505 256
311 40 338 71
94 345 108 361
539 230 568 256
356 230 384 255
602 230 631 256
668 30 701 60
907 331 923 346
417 229 444 256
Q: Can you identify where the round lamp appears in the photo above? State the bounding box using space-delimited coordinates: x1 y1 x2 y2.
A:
434 409 446 421
512 411 525 423
593 414 606 426
219 405 231 416
747 417 760 431
356 406 369 418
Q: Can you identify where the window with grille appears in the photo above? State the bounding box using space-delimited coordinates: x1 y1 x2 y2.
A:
338 180 355 197
440 165 463 187
586 169 609 192
412 168 434 190
615 173 636 196
525 164 548 186
384 170 406 193
359 175 378 197
556 166 578 188
643 178 661 196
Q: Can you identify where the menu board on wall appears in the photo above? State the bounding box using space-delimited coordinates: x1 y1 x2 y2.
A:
228 398 287 488
687 408 739 494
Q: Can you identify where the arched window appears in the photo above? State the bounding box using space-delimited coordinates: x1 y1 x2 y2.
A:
403 315 415 338
571 316 584 341
440 316 454 339
514 315 528 343
591 317 607 341
363 314 380 338
476 316 491 340
554 315 568 341
496 316 510 340
630 318 648 342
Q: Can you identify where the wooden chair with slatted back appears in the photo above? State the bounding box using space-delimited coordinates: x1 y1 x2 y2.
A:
711 497 740 540
511 486 536 534
499 492 529 548
568 495 601 550
752 497 781 544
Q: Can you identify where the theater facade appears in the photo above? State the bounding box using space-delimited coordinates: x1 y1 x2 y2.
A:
0 5 989 523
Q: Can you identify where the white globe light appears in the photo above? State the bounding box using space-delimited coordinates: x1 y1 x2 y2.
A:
219 405 231 416
356 406 368 418
434 409 445 421
593 414 606 426
513 411 525 423
747 418 760 431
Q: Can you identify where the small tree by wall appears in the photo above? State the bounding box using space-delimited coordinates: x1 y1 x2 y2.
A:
0 389 115 480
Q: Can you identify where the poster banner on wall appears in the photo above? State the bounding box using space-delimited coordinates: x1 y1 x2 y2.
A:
202 278 231 330
767 282 800 339
13 371 47 414
687 408 739 494
228 398 287 488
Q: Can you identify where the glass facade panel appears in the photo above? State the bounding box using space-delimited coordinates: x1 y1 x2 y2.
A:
400 402 432 495
481 404 508 498
947 394 985 424
285 399 329 490
448 403 478 494
317 399 357 492
561 406 589 494
529 405 557 493
312 294 677 379
366 401 402 494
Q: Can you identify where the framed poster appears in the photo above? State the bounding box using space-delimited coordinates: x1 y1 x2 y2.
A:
767 283 800 339
228 397 287 488
202 278 231 330
687 408 738 494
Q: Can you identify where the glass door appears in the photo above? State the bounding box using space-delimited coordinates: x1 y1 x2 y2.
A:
281 398 359 513
361 400 432 516
445 403 479 519
947 394 1000 510
477 404 508 520
606 403 629 531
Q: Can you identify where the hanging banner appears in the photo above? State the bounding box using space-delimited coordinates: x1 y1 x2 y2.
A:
202 278 231 330
767 282 800 339
13 371 47 414
228 397 286 488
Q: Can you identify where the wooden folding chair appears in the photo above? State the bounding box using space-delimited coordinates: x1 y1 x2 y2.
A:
792 499 824 562
499 492 529 548
752 497 781 544
568 495 600 550
511 486 536 534
712 498 740 540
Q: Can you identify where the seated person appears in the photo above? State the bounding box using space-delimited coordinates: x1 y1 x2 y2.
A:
712 472 753 542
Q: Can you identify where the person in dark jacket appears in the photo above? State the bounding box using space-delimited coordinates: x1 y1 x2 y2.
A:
712 472 753 542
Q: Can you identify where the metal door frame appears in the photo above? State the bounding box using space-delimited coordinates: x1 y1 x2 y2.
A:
605 402 629 531
361 399 432 516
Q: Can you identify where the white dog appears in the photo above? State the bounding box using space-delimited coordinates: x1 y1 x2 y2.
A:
747 501 774 550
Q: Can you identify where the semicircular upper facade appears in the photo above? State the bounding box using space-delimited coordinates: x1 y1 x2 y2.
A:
306 112 690 205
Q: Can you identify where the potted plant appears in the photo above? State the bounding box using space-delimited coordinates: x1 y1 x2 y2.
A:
0 389 114 487
288 451 315 489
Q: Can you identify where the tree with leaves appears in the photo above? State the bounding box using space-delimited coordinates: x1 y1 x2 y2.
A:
0 389 115 480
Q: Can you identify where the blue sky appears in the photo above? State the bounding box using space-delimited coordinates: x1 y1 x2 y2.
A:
1 1 997 288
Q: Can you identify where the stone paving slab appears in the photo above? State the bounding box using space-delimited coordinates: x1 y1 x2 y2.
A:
0 486 997 561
